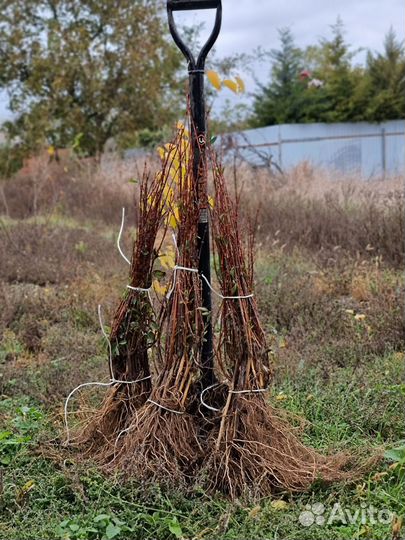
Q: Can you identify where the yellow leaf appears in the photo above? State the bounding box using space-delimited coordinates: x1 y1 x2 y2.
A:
157 147 165 160
167 205 180 229
358 526 372 537
279 336 287 349
271 500 288 511
372 471 388 482
354 313 366 321
163 185 174 203
276 393 288 401
160 251 175 270
165 143 178 158
171 157 180 169
170 167 180 184
176 121 190 139
208 196 215 209
153 280 167 296
21 479 35 492
235 76 246 93
16 480 35 502
47 145 55 156
223 79 239 93
248 505 261 518
168 215 177 229
206 70 222 90
392 515 403 540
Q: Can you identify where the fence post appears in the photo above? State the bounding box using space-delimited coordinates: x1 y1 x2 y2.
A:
381 127 386 179
277 125 283 170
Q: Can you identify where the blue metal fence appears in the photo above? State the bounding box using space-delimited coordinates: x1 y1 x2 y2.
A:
225 120 405 178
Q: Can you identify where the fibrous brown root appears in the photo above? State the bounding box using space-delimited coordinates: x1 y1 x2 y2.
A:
107 396 202 485
206 393 357 499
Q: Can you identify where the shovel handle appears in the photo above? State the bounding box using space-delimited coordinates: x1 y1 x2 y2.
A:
167 0 222 70
167 0 220 10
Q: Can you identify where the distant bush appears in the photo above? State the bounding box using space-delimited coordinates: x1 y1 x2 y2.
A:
0 144 25 178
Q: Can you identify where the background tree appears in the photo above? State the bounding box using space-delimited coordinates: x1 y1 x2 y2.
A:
251 22 362 127
0 0 183 157
251 28 307 126
365 28 405 121
305 18 364 122
251 19 405 127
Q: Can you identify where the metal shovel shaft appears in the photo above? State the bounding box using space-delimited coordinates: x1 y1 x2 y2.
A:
167 0 222 389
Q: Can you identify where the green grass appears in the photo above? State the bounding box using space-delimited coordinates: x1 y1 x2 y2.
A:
0 353 404 540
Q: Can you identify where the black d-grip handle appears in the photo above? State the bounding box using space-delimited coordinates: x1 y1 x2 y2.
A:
167 0 222 70
167 0 220 11
167 0 221 11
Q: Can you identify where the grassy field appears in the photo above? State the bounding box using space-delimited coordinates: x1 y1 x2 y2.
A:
0 157 404 539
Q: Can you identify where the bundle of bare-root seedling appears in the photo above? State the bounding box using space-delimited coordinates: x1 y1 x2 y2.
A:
206 154 354 498
73 143 176 461
109 128 205 484
71 124 206 486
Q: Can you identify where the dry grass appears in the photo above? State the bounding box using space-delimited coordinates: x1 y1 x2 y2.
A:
0 153 140 225
1 156 403 265
255 247 404 374
233 161 404 267
0 221 126 285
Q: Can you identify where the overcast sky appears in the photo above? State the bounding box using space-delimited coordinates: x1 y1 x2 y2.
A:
182 0 403 64
0 0 403 121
